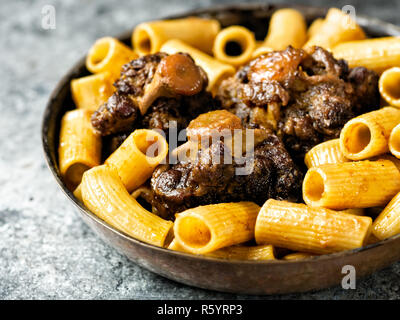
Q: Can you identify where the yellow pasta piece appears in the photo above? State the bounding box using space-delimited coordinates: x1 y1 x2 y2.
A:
251 44 273 58
389 123 400 158
340 107 400 160
307 18 325 39
168 239 275 261
71 72 114 111
304 8 366 50
332 37 400 73
380 67 400 107
59 109 101 189
255 199 372 254
282 252 316 261
212 26 256 67
86 37 137 80
372 191 400 240
304 139 349 168
173 202 260 254
366 232 381 244
132 17 220 56
160 39 235 94
264 8 307 50
303 160 400 209
81 165 173 247
206 245 275 261
105 129 168 192
73 184 83 202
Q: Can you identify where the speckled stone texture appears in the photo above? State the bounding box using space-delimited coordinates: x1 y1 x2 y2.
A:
2 0 400 300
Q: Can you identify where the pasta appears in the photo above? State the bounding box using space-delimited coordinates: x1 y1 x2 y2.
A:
251 44 273 58
307 18 324 39
263 8 307 50
379 67 400 107
132 17 220 56
389 123 400 158
304 139 348 168
303 160 400 209
337 208 365 216
304 8 366 49
59 109 101 189
212 26 256 67
71 72 114 111
282 252 316 261
105 129 168 192
332 37 400 73
372 191 400 240
80 165 173 247
160 39 235 93
86 37 137 80
173 202 260 254
340 107 400 160
255 199 372 254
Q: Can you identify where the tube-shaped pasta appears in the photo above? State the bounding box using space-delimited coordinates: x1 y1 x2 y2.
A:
304 139 348 168
168 239 275 260
307 18 324 39
132 17 220 56
59 109 101 189
255 199 372 254
304 8 366 50
173 202 260 254
71 72 114 111
372 191 400 240
379 67 400 107
160 39 235 93
212 26 256 67
282 252 316 261
303 160 400 209
332 37 400 73
206 245 275 261
251 44 273 58
264 8 307 50
339 107 400 160
86 37 137 80
389 123 400 158
105 129 168 192
81 165 173 247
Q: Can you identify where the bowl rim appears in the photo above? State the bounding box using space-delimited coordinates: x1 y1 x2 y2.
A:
42 3 400 267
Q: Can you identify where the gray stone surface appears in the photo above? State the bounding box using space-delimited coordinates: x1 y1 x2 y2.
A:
1 0 400 300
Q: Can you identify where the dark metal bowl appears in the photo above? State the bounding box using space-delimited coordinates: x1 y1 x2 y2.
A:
42 3 400 294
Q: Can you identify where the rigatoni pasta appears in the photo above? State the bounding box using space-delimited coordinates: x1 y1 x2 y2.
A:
212 26 256 67
379 67 400 107
71 72 114 111
86 37 137 80
304 8 366 49
263 8 307 50
160 39 235 93
80 165 173 247
340 107 400 160
332 37 400 73
255 199 372 254
105 129 168 192
132 17 220 56
173 202 260 254
372 192 400 240
304 139 348 168
303 160 400 209
59 109 101 189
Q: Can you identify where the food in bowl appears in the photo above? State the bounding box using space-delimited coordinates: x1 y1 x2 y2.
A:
58 7 400 261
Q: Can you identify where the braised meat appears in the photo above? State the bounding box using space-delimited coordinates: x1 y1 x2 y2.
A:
91 52 215 137
216 46 380 160
148 110 303 219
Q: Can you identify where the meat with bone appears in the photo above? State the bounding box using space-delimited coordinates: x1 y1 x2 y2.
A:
148 110 303 219
216 45 380 161
91 52 214 137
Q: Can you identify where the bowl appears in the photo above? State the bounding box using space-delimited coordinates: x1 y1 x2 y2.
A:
42 3 400 295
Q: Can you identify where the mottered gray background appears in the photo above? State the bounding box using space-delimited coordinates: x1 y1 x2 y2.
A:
1 0 400 299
